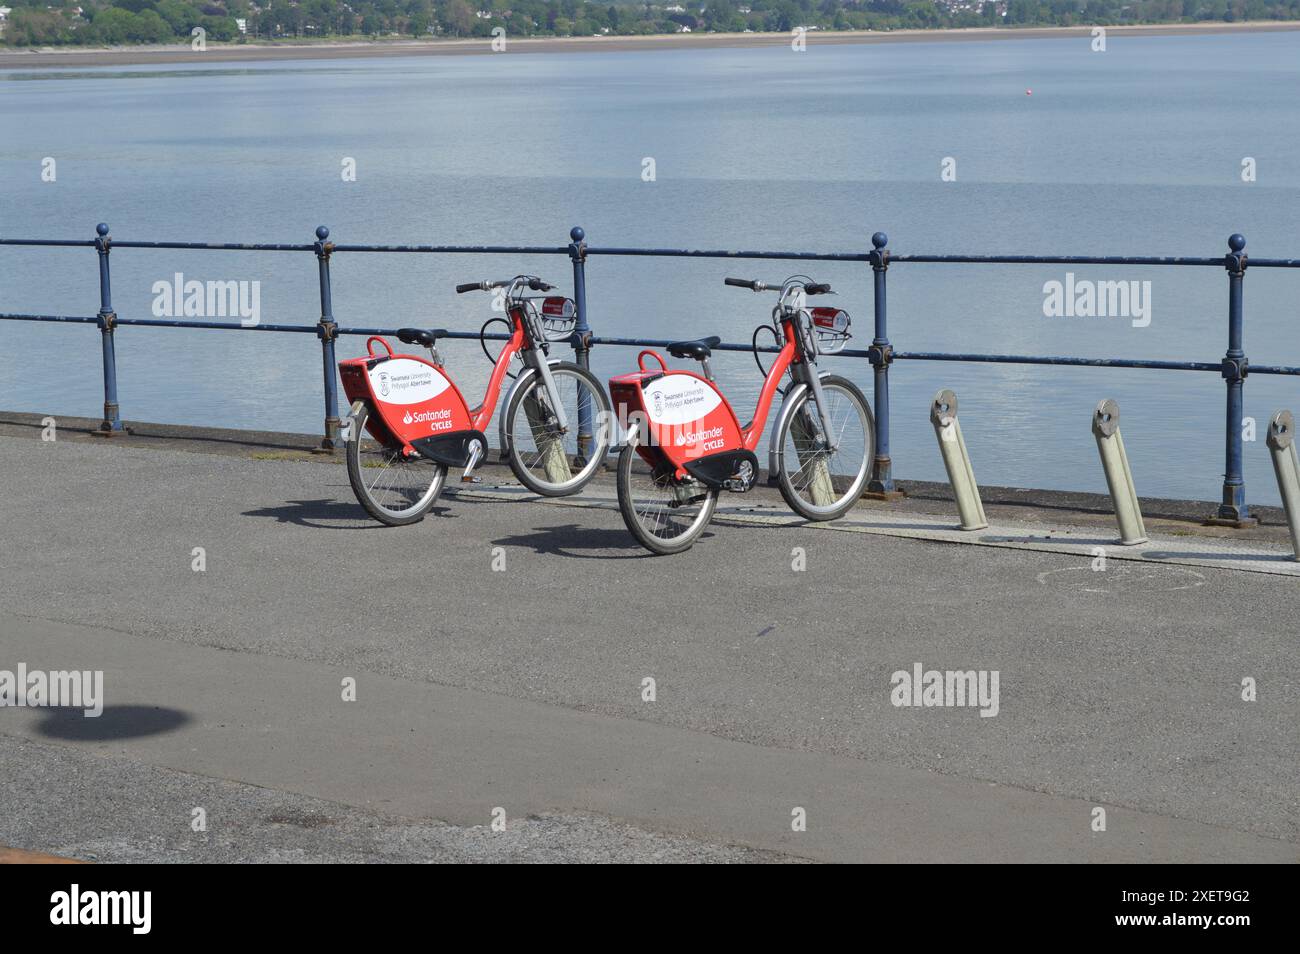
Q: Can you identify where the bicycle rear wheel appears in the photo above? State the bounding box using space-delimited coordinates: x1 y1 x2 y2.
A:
615 440 719 555
346 403 447 526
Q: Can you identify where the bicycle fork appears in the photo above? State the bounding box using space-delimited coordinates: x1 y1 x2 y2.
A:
523 349 571 434
799 363 839 452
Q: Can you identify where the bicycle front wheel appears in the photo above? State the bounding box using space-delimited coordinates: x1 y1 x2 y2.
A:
774 374 874 521
504 361 612 497
346 403 447 526
615 440 719 555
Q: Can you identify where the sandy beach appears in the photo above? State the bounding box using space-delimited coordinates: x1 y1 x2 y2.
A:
2 21 1298 69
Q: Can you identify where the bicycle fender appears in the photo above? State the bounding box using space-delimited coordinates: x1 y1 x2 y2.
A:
766 380 810 477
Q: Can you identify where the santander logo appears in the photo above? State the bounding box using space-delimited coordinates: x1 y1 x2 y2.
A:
675 425 724 447
402 410 414 425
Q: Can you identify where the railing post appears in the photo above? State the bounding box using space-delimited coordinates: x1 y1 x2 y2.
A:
1209 233 1255 526
92 222 126 436
568 225 594 465
866 231 900 498
314 225 341 453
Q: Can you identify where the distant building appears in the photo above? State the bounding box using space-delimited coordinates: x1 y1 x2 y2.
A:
236 18 247 34
0 7 10 39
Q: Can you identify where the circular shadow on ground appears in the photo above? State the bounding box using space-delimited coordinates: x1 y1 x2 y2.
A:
36 705 192 742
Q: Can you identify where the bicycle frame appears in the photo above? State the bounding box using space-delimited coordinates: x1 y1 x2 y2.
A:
338 287 570 469
610 277 846 496
736 309 838 456
734 278 842 453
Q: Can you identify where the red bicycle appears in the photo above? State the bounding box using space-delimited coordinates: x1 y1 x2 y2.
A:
339 275 612 525
608 276 874 553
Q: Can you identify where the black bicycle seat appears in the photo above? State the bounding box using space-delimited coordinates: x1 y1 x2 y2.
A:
396 328 448 348
667 336 721 361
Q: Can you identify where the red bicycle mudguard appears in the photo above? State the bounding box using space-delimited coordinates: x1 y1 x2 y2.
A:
609 361 745 476
339 338 474 449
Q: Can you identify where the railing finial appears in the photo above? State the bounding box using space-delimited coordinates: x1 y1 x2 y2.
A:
570 225 585 243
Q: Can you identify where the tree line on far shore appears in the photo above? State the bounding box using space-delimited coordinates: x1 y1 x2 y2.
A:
3 0 1298 48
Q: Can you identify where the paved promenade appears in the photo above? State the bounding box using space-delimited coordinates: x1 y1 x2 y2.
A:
0 415 1295 862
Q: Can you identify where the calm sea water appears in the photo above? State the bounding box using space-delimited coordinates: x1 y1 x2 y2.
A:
2 33 1299 504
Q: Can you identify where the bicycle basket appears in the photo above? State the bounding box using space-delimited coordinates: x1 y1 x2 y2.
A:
809 307 852 354
538 296 577 342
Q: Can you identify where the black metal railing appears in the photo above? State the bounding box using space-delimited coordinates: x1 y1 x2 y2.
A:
3 224 1297 525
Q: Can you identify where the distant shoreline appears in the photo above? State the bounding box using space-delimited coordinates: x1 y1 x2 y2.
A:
3 21 1299 69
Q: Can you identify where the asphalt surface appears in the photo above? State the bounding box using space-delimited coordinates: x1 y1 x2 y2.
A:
0 432 1296 862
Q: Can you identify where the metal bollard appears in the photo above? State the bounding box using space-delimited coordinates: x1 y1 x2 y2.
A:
1092 399 1147 545
1265 410 1300 560
929 389 987 531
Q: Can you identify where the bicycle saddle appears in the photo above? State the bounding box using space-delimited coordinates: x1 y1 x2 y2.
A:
667 336 721 361
396 328 448 348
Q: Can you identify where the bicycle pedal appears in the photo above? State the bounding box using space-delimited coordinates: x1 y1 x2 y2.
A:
461 474 482 484
723 461 756 493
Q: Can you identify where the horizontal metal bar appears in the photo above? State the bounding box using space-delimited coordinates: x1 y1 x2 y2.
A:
0 239 96 248
0 313 99 323
593 334 780 354
337 326 510 341
590 334 870 359
110 241 317 252
889 254 1224 266
330 244 571 255
114 317 319 332
6 237 1300 269
585 246 871 262
894 351 1224 372
4 313 1286 373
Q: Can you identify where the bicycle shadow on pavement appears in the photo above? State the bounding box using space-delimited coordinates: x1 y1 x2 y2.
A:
241 498 454 529
492 524 696 559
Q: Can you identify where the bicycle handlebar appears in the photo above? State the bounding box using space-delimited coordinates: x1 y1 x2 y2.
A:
457 277 556 294
725 277 833 295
